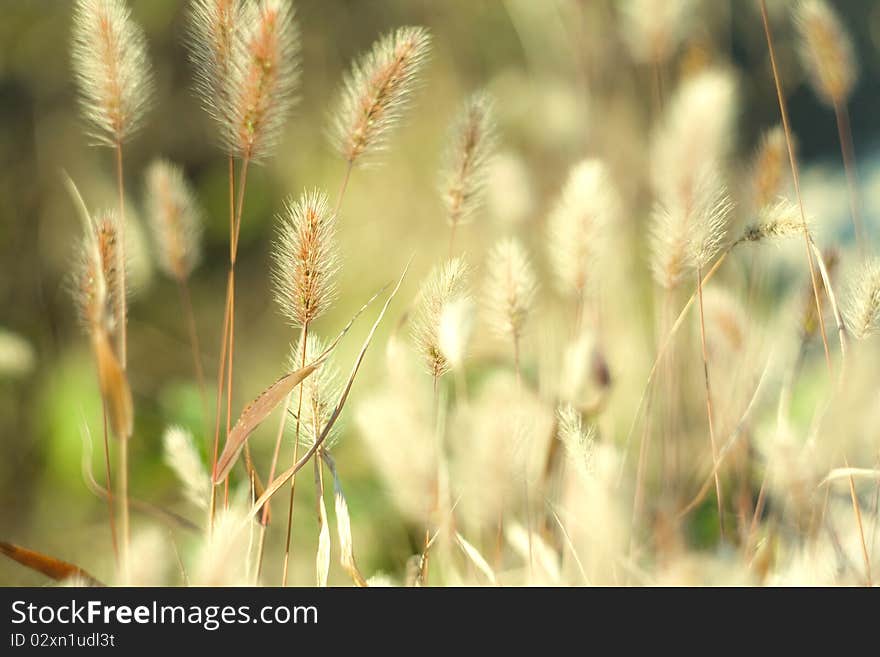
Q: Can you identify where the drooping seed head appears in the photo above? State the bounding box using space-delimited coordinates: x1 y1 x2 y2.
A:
439 91 497 229
71 0 154 146
412 257 469 379
843 258 880 340
225 0 301 161
547 159 618 300
737 198 805 245
484 237 538 342
795 0 857 106
145 159 203 281
751 126 789 209
272 189 339 328
187 0 244 136
332 26 432 165
288 333 342 450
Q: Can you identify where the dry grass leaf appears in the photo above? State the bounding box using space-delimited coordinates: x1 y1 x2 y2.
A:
0 541 102 586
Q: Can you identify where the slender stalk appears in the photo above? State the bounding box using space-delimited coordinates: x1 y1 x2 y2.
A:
844 458 872 586
223 156 251 507
100 401 119 567
758 0 833 378
334 161 353 216
832 101 866 252
114 141 127 368
119 436 129 583
313 448 326 584
209 156 237 530
113 139 131 574
696 266 724 539
281 322 309 586
177 277 208 421
208 271 232 532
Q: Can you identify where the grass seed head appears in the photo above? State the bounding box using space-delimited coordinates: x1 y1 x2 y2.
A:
145 160 203 281
547 159 618 300
439 91 497 229
332 26 431 165
795 0 857 106
484 237 537 342
272 189 339 328
187 0 243 137
844 258 880 340
71 0 154 146
412 257 469 379
224 0 301 161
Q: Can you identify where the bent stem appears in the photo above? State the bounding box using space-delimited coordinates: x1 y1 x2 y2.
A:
697 266 724 539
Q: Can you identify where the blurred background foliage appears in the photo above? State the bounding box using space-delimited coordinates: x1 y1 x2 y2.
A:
0 0 879 585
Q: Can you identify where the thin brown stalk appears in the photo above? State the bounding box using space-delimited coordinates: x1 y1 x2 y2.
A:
281 322 309 586
113 138 130 576
696 266 724 539
844 458 872 586
177 277 208 420
114 144 127 367
832 101 865 252
334 161 353 217
119 433 129 583
209 270 232 532
100 401 119 567
758 0 833 378
223 156 251 508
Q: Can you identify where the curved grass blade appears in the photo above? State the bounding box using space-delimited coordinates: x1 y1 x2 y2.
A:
213 284 390 484
0 541 103 586
247 259 412 522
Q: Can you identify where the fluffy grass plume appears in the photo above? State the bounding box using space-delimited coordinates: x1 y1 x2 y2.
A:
795 0 857 106
751 125 788 209
94 211 126 336
547 159 617 300
737 198 804 245
651 167 732 289
288 334 342 450
145 160 203 281
844 259 880 340
412 257 469 379
332 26 432 165
438 297 474 372
162 425 210 509
619 0 695 64
71 0 154 146
187 0 243 135
71 214 132 440
556 403 595 479
484 237 537 342
271 189 339 328
224 0 301 161
650 68 737 203
440 91 497 230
